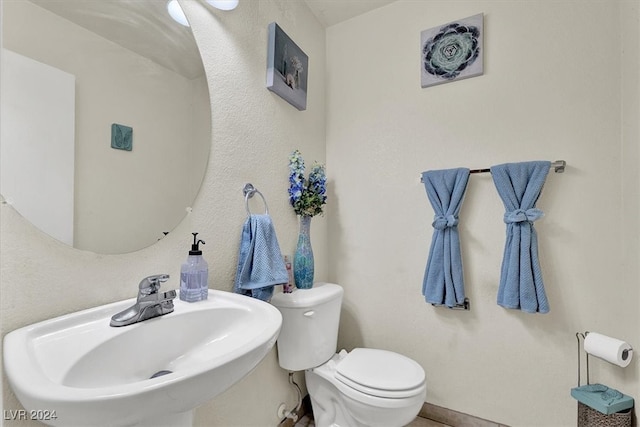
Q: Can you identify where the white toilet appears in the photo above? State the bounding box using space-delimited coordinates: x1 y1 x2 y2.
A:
271 282 426 427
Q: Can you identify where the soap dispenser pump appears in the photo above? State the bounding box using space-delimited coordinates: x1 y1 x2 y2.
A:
180 232 208 302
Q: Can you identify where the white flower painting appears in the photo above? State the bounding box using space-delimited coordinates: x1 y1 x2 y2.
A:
421 14 484 88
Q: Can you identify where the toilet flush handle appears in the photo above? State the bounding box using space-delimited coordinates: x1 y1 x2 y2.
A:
303 310 315 317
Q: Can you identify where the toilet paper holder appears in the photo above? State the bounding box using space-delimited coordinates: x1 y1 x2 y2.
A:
575 331 634 386
576 332 592 386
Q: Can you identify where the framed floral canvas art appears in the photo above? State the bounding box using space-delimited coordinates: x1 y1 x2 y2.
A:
267 22 308 111
421 14 484 88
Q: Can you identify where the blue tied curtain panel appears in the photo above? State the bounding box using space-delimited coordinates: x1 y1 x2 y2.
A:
421 168 470 308
490 161 551 313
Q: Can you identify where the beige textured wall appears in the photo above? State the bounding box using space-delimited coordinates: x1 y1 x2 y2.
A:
326 1 639 426
0 0 326 425
2 0 638 426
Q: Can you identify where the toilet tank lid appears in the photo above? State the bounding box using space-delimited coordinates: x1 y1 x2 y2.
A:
271 282 343 308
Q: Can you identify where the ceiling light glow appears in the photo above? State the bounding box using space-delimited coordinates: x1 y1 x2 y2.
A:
167 0 190 26
205 0 239 11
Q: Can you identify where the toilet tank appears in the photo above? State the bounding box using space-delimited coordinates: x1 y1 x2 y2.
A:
270 282 343 371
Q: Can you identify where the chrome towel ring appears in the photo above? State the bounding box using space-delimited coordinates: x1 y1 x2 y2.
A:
243 183 269 216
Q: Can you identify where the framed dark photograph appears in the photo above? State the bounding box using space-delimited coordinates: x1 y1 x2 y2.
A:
267 22 308 111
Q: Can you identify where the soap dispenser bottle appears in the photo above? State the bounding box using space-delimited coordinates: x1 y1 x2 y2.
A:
180 232 208 302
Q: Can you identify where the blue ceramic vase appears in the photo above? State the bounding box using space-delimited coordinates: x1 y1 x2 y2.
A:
294 215 314 289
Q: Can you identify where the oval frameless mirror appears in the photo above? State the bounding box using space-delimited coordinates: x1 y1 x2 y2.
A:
1 0 210 254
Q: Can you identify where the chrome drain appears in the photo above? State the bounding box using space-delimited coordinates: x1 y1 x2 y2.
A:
150 370 173 379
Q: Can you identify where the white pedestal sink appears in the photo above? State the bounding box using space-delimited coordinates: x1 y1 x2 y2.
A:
3 290 282 426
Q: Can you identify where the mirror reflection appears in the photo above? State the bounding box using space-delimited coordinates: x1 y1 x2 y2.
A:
1 0 211 254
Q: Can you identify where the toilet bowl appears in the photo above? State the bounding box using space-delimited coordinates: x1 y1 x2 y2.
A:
270 283 426 427
306 349 426 427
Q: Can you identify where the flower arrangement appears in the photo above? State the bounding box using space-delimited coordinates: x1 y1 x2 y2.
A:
288 150 326 217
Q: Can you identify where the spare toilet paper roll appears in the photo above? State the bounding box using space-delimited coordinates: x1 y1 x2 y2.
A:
584 332 633 368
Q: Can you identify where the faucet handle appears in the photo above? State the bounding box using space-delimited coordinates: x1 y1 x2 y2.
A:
138 274 170 294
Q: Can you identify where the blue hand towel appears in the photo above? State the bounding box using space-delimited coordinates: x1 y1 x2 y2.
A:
421 168 470 308
491 161 550 313
233 214 288 302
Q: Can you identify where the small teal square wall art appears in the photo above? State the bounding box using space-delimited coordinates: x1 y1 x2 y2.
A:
111 123 133 151
421 13 484 88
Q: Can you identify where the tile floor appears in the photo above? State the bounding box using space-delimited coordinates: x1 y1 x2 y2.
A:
408 416 451 427
294 414 450 427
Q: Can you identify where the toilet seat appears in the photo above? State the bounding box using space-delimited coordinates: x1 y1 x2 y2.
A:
335 348 425 399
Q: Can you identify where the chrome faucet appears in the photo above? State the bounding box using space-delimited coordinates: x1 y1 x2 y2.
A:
110 274 177 327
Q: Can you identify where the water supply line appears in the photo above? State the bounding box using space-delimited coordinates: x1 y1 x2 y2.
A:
278 372 303 422
290 372 303 415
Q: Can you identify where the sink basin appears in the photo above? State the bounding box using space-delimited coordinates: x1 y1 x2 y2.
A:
3 290 282 426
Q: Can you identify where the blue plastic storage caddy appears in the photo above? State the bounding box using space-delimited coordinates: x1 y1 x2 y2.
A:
571 384 634 415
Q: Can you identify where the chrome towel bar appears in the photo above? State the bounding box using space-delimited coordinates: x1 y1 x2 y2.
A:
420 160 566 182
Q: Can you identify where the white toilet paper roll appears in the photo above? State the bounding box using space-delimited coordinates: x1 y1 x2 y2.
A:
584 332 633 368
